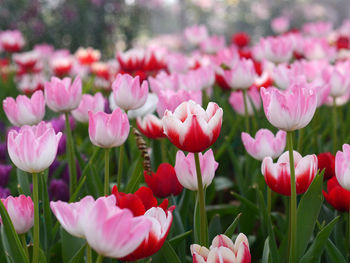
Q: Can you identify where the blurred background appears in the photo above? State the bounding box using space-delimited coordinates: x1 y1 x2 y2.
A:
1 0 350 56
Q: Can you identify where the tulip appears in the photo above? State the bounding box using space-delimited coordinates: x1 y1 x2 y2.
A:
260 80 317 131
144 163 183 198
3 90 45 126
136 114 165 139
50 55 73 77
303 21 332 37
232 32 250 48
16 73 46 94
13 51 41 73
191 233 251 263
71 92 105 123
112 74 149 111
1 195 34 234
162 100 223 153
271 16 290 34
0 30 25 53
259 36 293 64
116 48 145 72
44 76 82 113
335 144 350 190
75 47 101 65
323 176 350 212
322 64 350 98
229 88 261 116
175 149 218 191
317 152 335 180
184 24 209 46
223 58 256 90
302 38 336 61
261 150 318 196
199 35 226 54
128 93 159 119
241 129 286 160
143 48 167 72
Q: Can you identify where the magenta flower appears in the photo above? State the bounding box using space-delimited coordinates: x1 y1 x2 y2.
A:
71 92 105 123
260 80 317 131
7 121 62 173
1 195 34 234
112 74 149 111
44 76 82 112
223 58 256 90
241 129 286 160
88 109 130 148
174 149 218 191
335 144 350 190
3 90 45 126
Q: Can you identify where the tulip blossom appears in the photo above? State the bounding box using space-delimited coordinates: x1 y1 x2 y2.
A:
0 30 25 53
335 144 350 190
317 152 335 180
175 149 218 191
322 64 350 98
259 36 293 64
13 50 41 73
229 87 261 116
7 121 62 173
241 129 286 160
1 195 34 234
112 186 174 260
3 90 45 126
223 58 256 90
117 48 145 72
143 48 167 72
271 16 290 34
71 92 105 123
261 151 318 196
200 35 226 54
232 32 250 48
260 81 317 131
16 73 46 94
75 47 101 65
136 114 165 139
88 108 130 148
112 74 149 111
45 76 82 112
191 233 251 263
144 163 183 198
127 93 158 119
323 176 350 212
162 100 223 153
184 24 209 46
50 56 73 77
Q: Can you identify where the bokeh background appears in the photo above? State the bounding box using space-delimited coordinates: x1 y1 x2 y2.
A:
1 0 350 55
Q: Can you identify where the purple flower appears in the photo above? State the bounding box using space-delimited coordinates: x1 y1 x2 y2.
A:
0 186 10 198
0 164 12 186
49 179 69 201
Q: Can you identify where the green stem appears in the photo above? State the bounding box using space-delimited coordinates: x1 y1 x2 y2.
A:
95 254 103 263
87 244 92 263
20 234 29 259
104 148 110 195
332 97 338 154
160 139 167 163
194 152 208 247
117 144 124 189
346 208 350 260
287 131 297 263
32 173 40 263
65 112 77 195
242 89 250 133
267 187 272 216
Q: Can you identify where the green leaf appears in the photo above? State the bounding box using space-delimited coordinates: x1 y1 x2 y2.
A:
262 237 270 263
124 156 143 193
159 240 181 263
68 243 87 263
224 213 241 238
208 214 222 242
16 169 31 196
232 192 259 215
296 171 324 260
299 216 339 263
60 227 85 263
0 201 29 263
169 230 192 247
325 239 347 263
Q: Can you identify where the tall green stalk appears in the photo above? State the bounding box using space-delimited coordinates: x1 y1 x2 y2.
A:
117 145 124 189
65 112 77 195
287 131 297 263
194 152 208 247
87 244 92 263
20 234 29 259
332 97 338 154
242 89 250 133
32 173 39 263
96 254 103 263
104 148 110 195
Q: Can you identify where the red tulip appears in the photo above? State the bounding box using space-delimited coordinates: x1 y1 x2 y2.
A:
232 32 250 48
323 176 350 212
317 152 335 180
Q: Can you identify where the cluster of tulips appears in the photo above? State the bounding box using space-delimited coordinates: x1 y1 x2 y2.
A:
1 16 350 263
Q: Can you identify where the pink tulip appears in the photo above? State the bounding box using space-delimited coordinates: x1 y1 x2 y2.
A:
223 58 256 90
136 114 165 139
174 149 218 191
302 38 336 61
184 25 209 46
88 108 130 148
261 151 318 196
302 21 332 37
260 80 317 131
241 129 286 160
82 195 152 258
335 144 350 190
71 93 105 123
259 36 293 63
0 30 25 53
322 63 350 97
3 90 45 126
44 76 82 112
191 233 251 263
229 88 261 116
112 74 149 111
1 195 34 234
271 16 290 34
149 72 180 94
271 63 292 90
162 101 223 153
199 35 226 54
7 121 62 173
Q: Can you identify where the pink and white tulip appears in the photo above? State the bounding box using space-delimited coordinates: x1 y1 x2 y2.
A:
71 92 105 123
199 35 226 54
7 121 62 173
44 76 82 112
174 149 218 191
322 63 350 98
3 90 45 126
223 58 256 90
88 108 130 148
260 80 317 131
241 129 286 160
191 233 251 263
259 36 294 64
112 74 149 111
261 151 318 196
271 16 290 34
229 88 261 116
335 144 350 190
1 195 34 234
184 25 209 46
